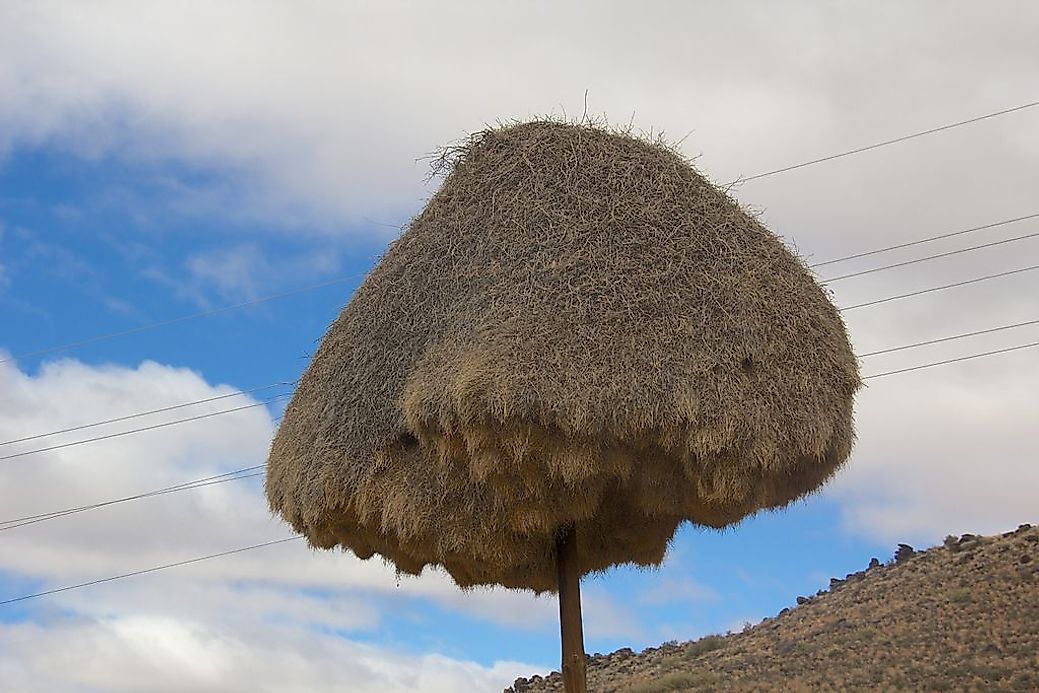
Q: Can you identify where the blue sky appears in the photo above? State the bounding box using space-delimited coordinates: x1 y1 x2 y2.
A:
0 149 381 378
1 3 1037 691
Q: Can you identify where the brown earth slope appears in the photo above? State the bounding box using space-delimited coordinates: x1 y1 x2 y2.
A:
508 524 1038 692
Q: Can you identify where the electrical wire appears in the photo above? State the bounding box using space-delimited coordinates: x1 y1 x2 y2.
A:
7 210 1033 376
4 316 1039 532
5 99 1038 367
1 328 1037 604
839 263 1039 311
0 381 295 448
857 318 1039 358
6 211 1032 371
0 467 265 531
4 262 1038 463
1 417 285 530
822 229 1039 283
0 394 292 462
808 212 1039 268
4 212 1034 456
862 341 1039 379
739 99 1039 182
0 537 302 606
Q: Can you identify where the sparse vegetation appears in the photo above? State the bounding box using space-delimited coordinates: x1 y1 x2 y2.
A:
682 635 726 660
627 671 718 692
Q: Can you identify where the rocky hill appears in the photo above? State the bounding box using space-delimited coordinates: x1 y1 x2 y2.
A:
508 524 1038 692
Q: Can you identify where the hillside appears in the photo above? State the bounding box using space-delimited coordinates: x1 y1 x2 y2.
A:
507 524 1038 692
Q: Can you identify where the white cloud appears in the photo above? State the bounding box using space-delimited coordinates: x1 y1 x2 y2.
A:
177 242 350 307
184 244 267 304
0 616 534 693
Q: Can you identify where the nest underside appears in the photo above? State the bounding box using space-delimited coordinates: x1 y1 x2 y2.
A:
268 407 851 592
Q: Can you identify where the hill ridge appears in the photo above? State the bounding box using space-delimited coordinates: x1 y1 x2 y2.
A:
508 523 1038 692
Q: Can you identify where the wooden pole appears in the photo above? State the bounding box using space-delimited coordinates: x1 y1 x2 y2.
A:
556 524 587 693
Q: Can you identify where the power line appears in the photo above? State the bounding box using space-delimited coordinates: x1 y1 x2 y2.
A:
0 381 294 448
4 263 1038 462
3 334 1038 604
0 212 1029 383
5 315 1039 532
4 211 1030 374
840 263 1039 311
0 467 264 531
0 332 1036 604
0 537 302 606
18 313 1026 471
822 229 1039 283
739 99 1039 182
0 394 291 462
862 341 1039 379
858 318 1039 358
5 98 1038 369
4 210 1032 374
808 212 1039 268
1 417 284 530
3 213 1029 439
0 273 368 366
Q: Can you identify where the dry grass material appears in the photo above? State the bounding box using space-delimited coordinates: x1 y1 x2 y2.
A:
265 120 860 592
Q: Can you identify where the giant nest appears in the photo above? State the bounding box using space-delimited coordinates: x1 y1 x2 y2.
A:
266 120 860 593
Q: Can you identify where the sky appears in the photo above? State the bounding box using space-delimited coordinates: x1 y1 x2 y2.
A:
1 2 1037 691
